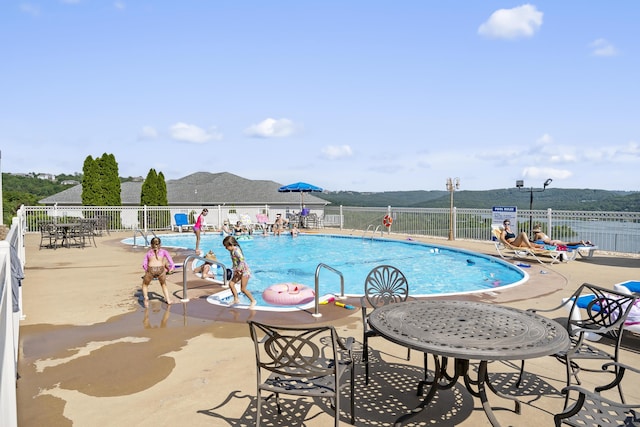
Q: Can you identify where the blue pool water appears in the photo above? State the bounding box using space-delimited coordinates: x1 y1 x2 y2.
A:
123 233 527 309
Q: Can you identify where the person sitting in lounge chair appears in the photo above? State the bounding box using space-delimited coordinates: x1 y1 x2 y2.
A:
233 221 245 235
532 224 594 247
501 220 544 249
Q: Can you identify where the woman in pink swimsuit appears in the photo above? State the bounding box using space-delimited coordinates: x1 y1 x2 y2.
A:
193 208 208 254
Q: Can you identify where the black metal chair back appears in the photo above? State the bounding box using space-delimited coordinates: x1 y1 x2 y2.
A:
361 265 410 384
248 321 355 426
519 283 638 405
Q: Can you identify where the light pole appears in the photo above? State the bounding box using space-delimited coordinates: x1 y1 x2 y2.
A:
446 177 460 240
516 178 552 234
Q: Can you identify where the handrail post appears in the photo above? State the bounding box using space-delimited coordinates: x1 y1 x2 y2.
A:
180 254 228 302
313 263 345 318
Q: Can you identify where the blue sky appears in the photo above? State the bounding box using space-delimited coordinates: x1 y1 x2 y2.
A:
2 1 638 192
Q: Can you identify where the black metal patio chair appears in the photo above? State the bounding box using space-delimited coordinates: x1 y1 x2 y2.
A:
361 265 411 384
518 283 637 406
247 321 355 426
554 361 640 426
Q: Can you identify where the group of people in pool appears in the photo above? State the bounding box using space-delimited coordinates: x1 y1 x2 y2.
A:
141 235 257 308
500 219 595 250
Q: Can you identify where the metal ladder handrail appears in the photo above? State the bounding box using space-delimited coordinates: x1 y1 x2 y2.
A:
180 254 229 302
362 224 384 240
132 228 158 247
312 263 345 318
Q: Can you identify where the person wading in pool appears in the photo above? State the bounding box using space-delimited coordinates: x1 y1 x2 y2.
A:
223 235 257 308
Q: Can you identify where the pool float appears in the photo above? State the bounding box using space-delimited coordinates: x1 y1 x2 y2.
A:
262 283 315 306
236 235 253 241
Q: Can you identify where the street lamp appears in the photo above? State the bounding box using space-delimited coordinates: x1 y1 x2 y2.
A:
516 178 552 234
446 177 460 240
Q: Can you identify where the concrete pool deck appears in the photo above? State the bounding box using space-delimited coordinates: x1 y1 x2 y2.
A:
16 230 640 426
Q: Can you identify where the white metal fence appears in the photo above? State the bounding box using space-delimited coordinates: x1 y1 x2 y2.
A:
16 204 640 254
324 206 640 254
0 214 25 427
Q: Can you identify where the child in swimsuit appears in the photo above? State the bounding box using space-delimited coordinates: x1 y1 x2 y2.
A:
193 208 208 254
223 235 257 308
141 237 176 307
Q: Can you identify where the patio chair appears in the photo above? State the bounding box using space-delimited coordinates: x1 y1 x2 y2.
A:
39 222 58 250
247 321 355 426
172 213 193 232
79 218 97 248
554 361 640 426
518 283 638 405
361 265 411 384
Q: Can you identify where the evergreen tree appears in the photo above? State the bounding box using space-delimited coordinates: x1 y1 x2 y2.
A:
81 153 122 206
157 171 168 206
100 153 121 206
81 156 99 205
141 169 159 206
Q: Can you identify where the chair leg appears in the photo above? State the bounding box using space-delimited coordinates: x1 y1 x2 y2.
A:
350 359 355 424
363 335 370 384
256 390 262 427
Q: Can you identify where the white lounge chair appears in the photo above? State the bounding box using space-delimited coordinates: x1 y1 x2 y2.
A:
491 227 567 264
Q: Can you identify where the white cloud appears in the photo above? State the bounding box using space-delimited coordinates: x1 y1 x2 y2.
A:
522 166 572 181
114 1 126 10
589 38 618 57
478 4 543 40
535 133 553 145
169 122 222 143
20 3 40 16
321 145 353 160
138 126 158 140
244 118 297 138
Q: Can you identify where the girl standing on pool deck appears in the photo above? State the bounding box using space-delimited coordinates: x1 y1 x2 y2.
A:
141 237 175 307
223 235 257 308
193 208 208 254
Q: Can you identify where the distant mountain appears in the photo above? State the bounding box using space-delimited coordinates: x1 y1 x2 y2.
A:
316 189 640 211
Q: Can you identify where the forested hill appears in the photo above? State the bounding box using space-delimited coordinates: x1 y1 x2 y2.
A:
316 189 640 211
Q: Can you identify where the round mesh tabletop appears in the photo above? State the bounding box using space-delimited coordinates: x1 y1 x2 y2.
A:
368 300 569 360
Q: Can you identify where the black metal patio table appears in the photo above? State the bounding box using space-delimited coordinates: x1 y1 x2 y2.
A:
367 299 570 427
55 223 81 248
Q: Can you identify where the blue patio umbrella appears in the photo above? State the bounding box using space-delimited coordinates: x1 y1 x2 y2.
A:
278 182 323 210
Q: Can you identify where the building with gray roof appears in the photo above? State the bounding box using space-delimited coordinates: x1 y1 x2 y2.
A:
39 172 329 209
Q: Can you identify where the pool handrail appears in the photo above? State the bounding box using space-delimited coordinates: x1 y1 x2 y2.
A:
131 228 158 248
313 263 345 318
180 254 229 302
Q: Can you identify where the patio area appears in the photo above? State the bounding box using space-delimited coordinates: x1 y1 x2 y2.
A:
16 230 640 426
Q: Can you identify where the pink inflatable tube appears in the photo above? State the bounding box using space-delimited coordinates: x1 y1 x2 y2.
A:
262 283 315 306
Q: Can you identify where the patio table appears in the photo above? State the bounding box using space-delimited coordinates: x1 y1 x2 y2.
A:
54 223 82 248
368 299 570 427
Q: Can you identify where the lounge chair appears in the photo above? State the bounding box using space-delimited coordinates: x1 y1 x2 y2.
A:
227 213 239 227
491 226 566 264
564 243 598 260
239 213 256 233
172 213 193 232
255 213 271 233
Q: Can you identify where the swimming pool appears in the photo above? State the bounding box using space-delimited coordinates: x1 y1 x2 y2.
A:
123 233 528 310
